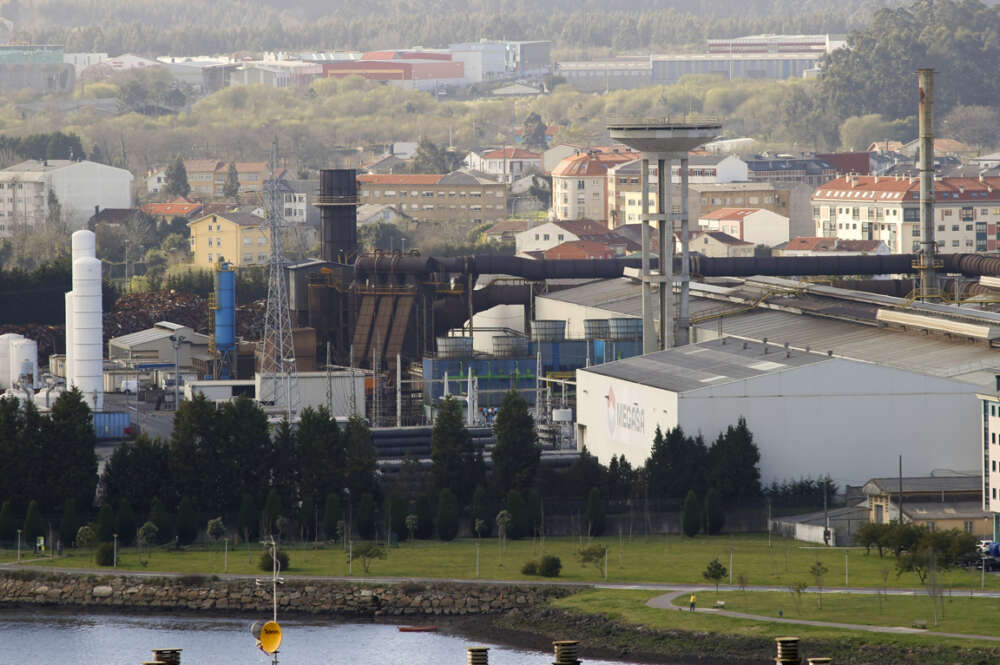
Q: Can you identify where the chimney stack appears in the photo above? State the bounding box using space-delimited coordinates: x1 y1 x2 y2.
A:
917 68 937 300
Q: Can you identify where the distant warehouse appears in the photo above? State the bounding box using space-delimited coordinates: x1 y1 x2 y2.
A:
575 338 980 485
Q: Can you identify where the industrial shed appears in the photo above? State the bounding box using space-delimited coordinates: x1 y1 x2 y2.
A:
575 338 981 487
107 322 210 366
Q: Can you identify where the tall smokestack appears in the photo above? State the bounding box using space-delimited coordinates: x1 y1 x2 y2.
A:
918 68 936 299
317 169 359 264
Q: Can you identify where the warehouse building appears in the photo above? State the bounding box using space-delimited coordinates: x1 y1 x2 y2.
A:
575 337 980 485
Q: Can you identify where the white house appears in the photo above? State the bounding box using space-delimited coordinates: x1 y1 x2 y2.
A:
514 219 618 254
0 160 133 233
465 147 541 183
698 207 790 247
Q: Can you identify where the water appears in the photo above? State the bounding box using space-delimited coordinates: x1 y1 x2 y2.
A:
0 610 637 665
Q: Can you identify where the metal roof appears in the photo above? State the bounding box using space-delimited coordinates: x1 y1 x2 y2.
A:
580 337 830 393
538 278 1000 387
901 501 987 520
109 323 209 349
864 475 981 494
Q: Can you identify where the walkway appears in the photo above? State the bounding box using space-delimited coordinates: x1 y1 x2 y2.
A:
646 589 1000 642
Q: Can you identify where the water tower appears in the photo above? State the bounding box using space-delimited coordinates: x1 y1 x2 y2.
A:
607 117 721 351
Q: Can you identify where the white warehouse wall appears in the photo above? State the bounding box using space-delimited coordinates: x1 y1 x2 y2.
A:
50 161 134 228
577 357 980 486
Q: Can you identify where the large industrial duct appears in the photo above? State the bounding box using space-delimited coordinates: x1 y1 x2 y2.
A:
318 169 358 264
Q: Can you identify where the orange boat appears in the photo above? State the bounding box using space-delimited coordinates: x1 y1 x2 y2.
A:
398 625 438 633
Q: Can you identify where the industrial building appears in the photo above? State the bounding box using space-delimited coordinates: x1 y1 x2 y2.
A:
650 53 820 84
575 336 980 486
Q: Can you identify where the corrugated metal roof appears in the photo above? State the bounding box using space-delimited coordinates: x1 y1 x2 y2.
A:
580 337 829 393
864 476 980 494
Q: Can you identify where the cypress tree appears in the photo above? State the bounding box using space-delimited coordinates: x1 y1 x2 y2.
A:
322 493 340 541
705 487 726 535
96 503 115 543
115 499 136 546
176 496 197 545
682 490 701 538
261 488 282 537
0 500 14 542
59 499 79 547
435 488 459 542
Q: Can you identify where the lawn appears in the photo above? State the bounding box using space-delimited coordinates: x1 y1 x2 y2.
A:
12 534 1000 592
552 589 1000 649
668 588 1000 637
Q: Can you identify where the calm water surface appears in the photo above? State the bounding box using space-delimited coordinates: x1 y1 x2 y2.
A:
0 610 639 665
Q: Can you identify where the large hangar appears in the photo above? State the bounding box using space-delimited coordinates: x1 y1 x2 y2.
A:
575 338 981 486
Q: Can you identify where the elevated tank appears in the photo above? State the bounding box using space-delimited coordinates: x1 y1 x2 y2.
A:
608 318 642 341
436 336 473 359
0 333 23 390
492 335 530 357
72 256 103 411
583 319 610 340
531 320 566 342
8 338 37 388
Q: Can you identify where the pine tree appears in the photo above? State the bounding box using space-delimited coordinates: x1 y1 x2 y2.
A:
506 489 530 539
357 492 376 540
176 496 197 544
164 154 190 198
705 487 725 535
261 488 282 537
435 488 459 541
149 497 171 544
492 390 540 493
322 493 340 541
682 490 701 538
238 493 258 543
59 499 79 547
431 396 481 504
23 499 44 542
96 503 115 543
115 499 136 546
586 487 606 537
223 162 240 200
0 500 14 542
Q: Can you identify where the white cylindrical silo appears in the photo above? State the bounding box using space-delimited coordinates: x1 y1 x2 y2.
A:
72 256 103 412
33 385 65 411
9 338 38 389
64 291 74 386
71 229 96 261
0 333 24 390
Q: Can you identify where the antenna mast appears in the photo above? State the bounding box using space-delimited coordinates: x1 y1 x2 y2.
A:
260 138 299 420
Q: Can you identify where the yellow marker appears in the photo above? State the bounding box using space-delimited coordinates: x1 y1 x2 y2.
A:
258 621 282 654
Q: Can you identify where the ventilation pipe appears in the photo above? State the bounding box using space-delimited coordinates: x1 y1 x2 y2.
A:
918 68 937 299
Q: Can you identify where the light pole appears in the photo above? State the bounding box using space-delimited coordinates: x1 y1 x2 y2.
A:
16 529 21 563
282 357 294 422
169 334 187 411
344 488 352 576
113 533 119 568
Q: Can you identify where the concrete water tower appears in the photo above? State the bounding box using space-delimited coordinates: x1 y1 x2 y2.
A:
607 117 721 352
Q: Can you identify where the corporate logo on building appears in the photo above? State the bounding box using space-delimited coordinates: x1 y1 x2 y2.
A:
606 386 645 438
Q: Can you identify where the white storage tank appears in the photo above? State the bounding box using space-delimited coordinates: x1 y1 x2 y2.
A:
64 291 74 386
72 256 103 411
8 338 38 388
71 229 96 260
0 332 24 390
34 385 65 410
66 229 95 390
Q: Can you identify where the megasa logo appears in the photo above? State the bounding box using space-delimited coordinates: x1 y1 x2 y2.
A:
607 385 645 437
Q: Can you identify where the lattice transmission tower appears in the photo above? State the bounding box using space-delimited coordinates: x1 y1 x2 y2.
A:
260 139 299 420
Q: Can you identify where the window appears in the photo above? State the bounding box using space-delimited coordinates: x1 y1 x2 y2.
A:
207 253 213 262
243 238 252 245
966 224 974 232
557 234 564 241
243 254 252 262
952 239 960 247
423 191 434 198
964 521 974 533
577 180 585 190
258 254 267 261
207 238 213 247
216 237 221 246
937 225 945 232
543 234 549 240
534 234 539 240
926 521 935 532
942 208 953 217
952 224 960 232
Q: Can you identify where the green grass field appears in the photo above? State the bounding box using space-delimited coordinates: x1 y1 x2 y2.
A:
12 534 1000 592
553 589 1000 648
669 588 1000 636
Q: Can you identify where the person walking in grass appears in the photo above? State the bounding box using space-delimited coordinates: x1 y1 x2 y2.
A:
689 594 696 612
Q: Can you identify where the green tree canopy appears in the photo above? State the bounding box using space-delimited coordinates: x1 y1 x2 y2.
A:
431 396 482 504
164 154 190 198
491 390 540 493
223 162 240 200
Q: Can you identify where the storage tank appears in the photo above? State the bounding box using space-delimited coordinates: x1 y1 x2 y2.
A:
71 229 96 261
492 335 530 357
72 256 103 411
34 385 65 410
583 319 610 340
436 336 473 359
214 261 236 379
531 320 566 342
608 318 642 341
0 332 24 390
8 338 37 388
64 291 74 385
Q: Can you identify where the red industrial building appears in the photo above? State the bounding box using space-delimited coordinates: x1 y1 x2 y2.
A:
321 58 464 91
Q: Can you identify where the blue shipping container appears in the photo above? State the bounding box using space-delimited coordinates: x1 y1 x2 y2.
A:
93 412 132 440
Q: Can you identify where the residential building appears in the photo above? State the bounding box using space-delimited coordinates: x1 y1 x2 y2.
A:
465 148 541 183
980 392 1000 539
147 161 286 198
678 230 754 258
187 212 269 269
542 144 580 174
544 240 620 259
692 182 817 238
514 219 635 255
142 196 204 221
276 178 319 225
357 204 411 228
551 150 636 222
698 207 790 247
356 170 506 223
485 219 533 243
745 156 836 186
651 53 820 85
811 174 1000 253
775 236 889 257
607 156 748 227
0 159 133 233
556 58 652 91
900 137 973 158
863 475 986 536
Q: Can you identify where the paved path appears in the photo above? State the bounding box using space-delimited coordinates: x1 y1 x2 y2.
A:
646 588 1000 642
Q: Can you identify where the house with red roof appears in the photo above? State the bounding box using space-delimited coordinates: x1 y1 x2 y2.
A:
465 147 541 182
142 196 204 220
514 219 638 255
775 236 889 257
678 231 754 258
698 207 790 247
544 239 618 260
551 150 637 222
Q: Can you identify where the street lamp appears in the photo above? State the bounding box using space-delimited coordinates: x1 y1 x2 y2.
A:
169 334 187 411
113 533 119 568
16 529 21 563
281 356 295 422
344 488 352 576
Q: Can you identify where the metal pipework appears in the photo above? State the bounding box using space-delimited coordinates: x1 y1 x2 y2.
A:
918 68 937 299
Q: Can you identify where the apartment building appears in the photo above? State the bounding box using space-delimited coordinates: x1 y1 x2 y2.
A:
745 157 836 186
465 148 541 183
0 159 133 234
147 160 286 198
812 175 1000 253
356 170 506 223
187 212 270 269
698 207 790 247
552 150 636 222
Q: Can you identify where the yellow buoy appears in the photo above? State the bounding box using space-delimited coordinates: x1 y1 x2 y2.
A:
258 621 282 654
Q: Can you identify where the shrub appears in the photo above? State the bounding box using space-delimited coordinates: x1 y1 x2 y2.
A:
258 548 290 572
521 560 539 575
539 555 562 577
95 542 115 566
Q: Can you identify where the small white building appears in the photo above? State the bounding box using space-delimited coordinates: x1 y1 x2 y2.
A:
0 159 133 233
108 322 211 367
575 338 981 486
677 231 754 258
514 219 618 255
465 148 541 183
698 207 790 247
979 391 1000 540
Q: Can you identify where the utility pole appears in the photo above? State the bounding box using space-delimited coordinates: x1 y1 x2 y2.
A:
169 334 186 410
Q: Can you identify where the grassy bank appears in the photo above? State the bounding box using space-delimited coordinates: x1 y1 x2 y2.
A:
14 534 1000 591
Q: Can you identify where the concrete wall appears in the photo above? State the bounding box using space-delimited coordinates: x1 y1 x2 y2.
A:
51 161 133 229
